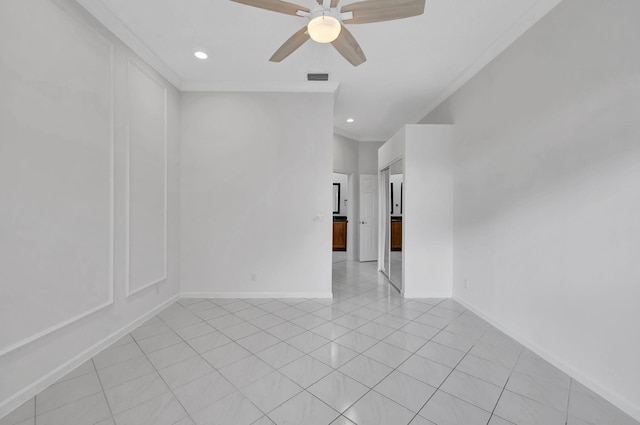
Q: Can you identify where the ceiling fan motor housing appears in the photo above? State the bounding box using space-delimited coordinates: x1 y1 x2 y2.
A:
307 9 342 43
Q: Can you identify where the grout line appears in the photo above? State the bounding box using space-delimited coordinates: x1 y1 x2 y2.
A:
282 272 452 422
98 367 159 394
154 310 250 409
215 301 364 422
91 358 117 425
23 260 580 425
128 327 200 425
260 270 405 422
154 296 344 422
332 292 461 417
487 344 525 425
565 378 573 425
403 309 486 424
28 369 113 421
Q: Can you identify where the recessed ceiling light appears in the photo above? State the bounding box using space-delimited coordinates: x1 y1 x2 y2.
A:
346 118 355 123
194 51 208 60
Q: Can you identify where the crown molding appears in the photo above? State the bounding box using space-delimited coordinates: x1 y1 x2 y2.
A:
76 0 184 90
77 0 562 140
180 80 340 93
407 0 563 126
333 126 362 142
334 126 386 143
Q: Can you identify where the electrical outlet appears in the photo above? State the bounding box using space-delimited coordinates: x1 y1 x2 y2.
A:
312 214 323 222
464 279 469 290
251 273 256 282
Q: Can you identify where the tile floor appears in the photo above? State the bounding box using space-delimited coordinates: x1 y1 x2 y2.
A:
2 259 638 425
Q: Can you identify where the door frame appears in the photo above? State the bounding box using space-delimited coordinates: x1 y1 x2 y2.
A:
333 171 355 261
358 174 378 262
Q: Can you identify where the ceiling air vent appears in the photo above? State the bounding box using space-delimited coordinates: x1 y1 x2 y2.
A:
307 73 329 82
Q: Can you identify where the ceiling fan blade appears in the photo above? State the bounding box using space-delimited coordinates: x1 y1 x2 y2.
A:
331 25 366 66
270 27 310 62
341 0 425 24
230 0 309 16
316 0 339 7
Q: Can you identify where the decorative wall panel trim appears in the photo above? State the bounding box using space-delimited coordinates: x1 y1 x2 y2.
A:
124 57 169 297
0 0 115 356
0 294 180 419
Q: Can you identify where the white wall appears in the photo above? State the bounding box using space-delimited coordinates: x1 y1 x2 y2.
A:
378 125 454 298
180 92 333 297
334 134 359 175
0 0 181 417
422 0 640 419
404 126 454 298
358 142 384 175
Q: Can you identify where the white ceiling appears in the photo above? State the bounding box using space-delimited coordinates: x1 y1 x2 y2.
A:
77 0 562 141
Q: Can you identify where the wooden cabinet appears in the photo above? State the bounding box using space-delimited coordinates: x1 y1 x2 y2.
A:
333 217 347 251
391 219 402 251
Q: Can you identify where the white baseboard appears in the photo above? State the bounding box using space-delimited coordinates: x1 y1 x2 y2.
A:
404 291 452 299
0 294 180 420
181 292 334 299
2 290 333 419
454 296 640 422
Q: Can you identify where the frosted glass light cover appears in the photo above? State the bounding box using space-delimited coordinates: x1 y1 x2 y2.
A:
308 15 341 43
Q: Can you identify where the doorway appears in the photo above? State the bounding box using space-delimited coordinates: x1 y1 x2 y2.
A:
332 172 349 264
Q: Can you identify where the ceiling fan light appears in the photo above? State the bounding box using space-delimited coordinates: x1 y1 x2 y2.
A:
307 15 341 43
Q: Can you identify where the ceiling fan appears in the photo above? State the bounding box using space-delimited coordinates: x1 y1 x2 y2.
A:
230 0 426 66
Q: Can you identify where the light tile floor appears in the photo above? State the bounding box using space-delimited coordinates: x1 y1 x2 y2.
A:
2 259 639 425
